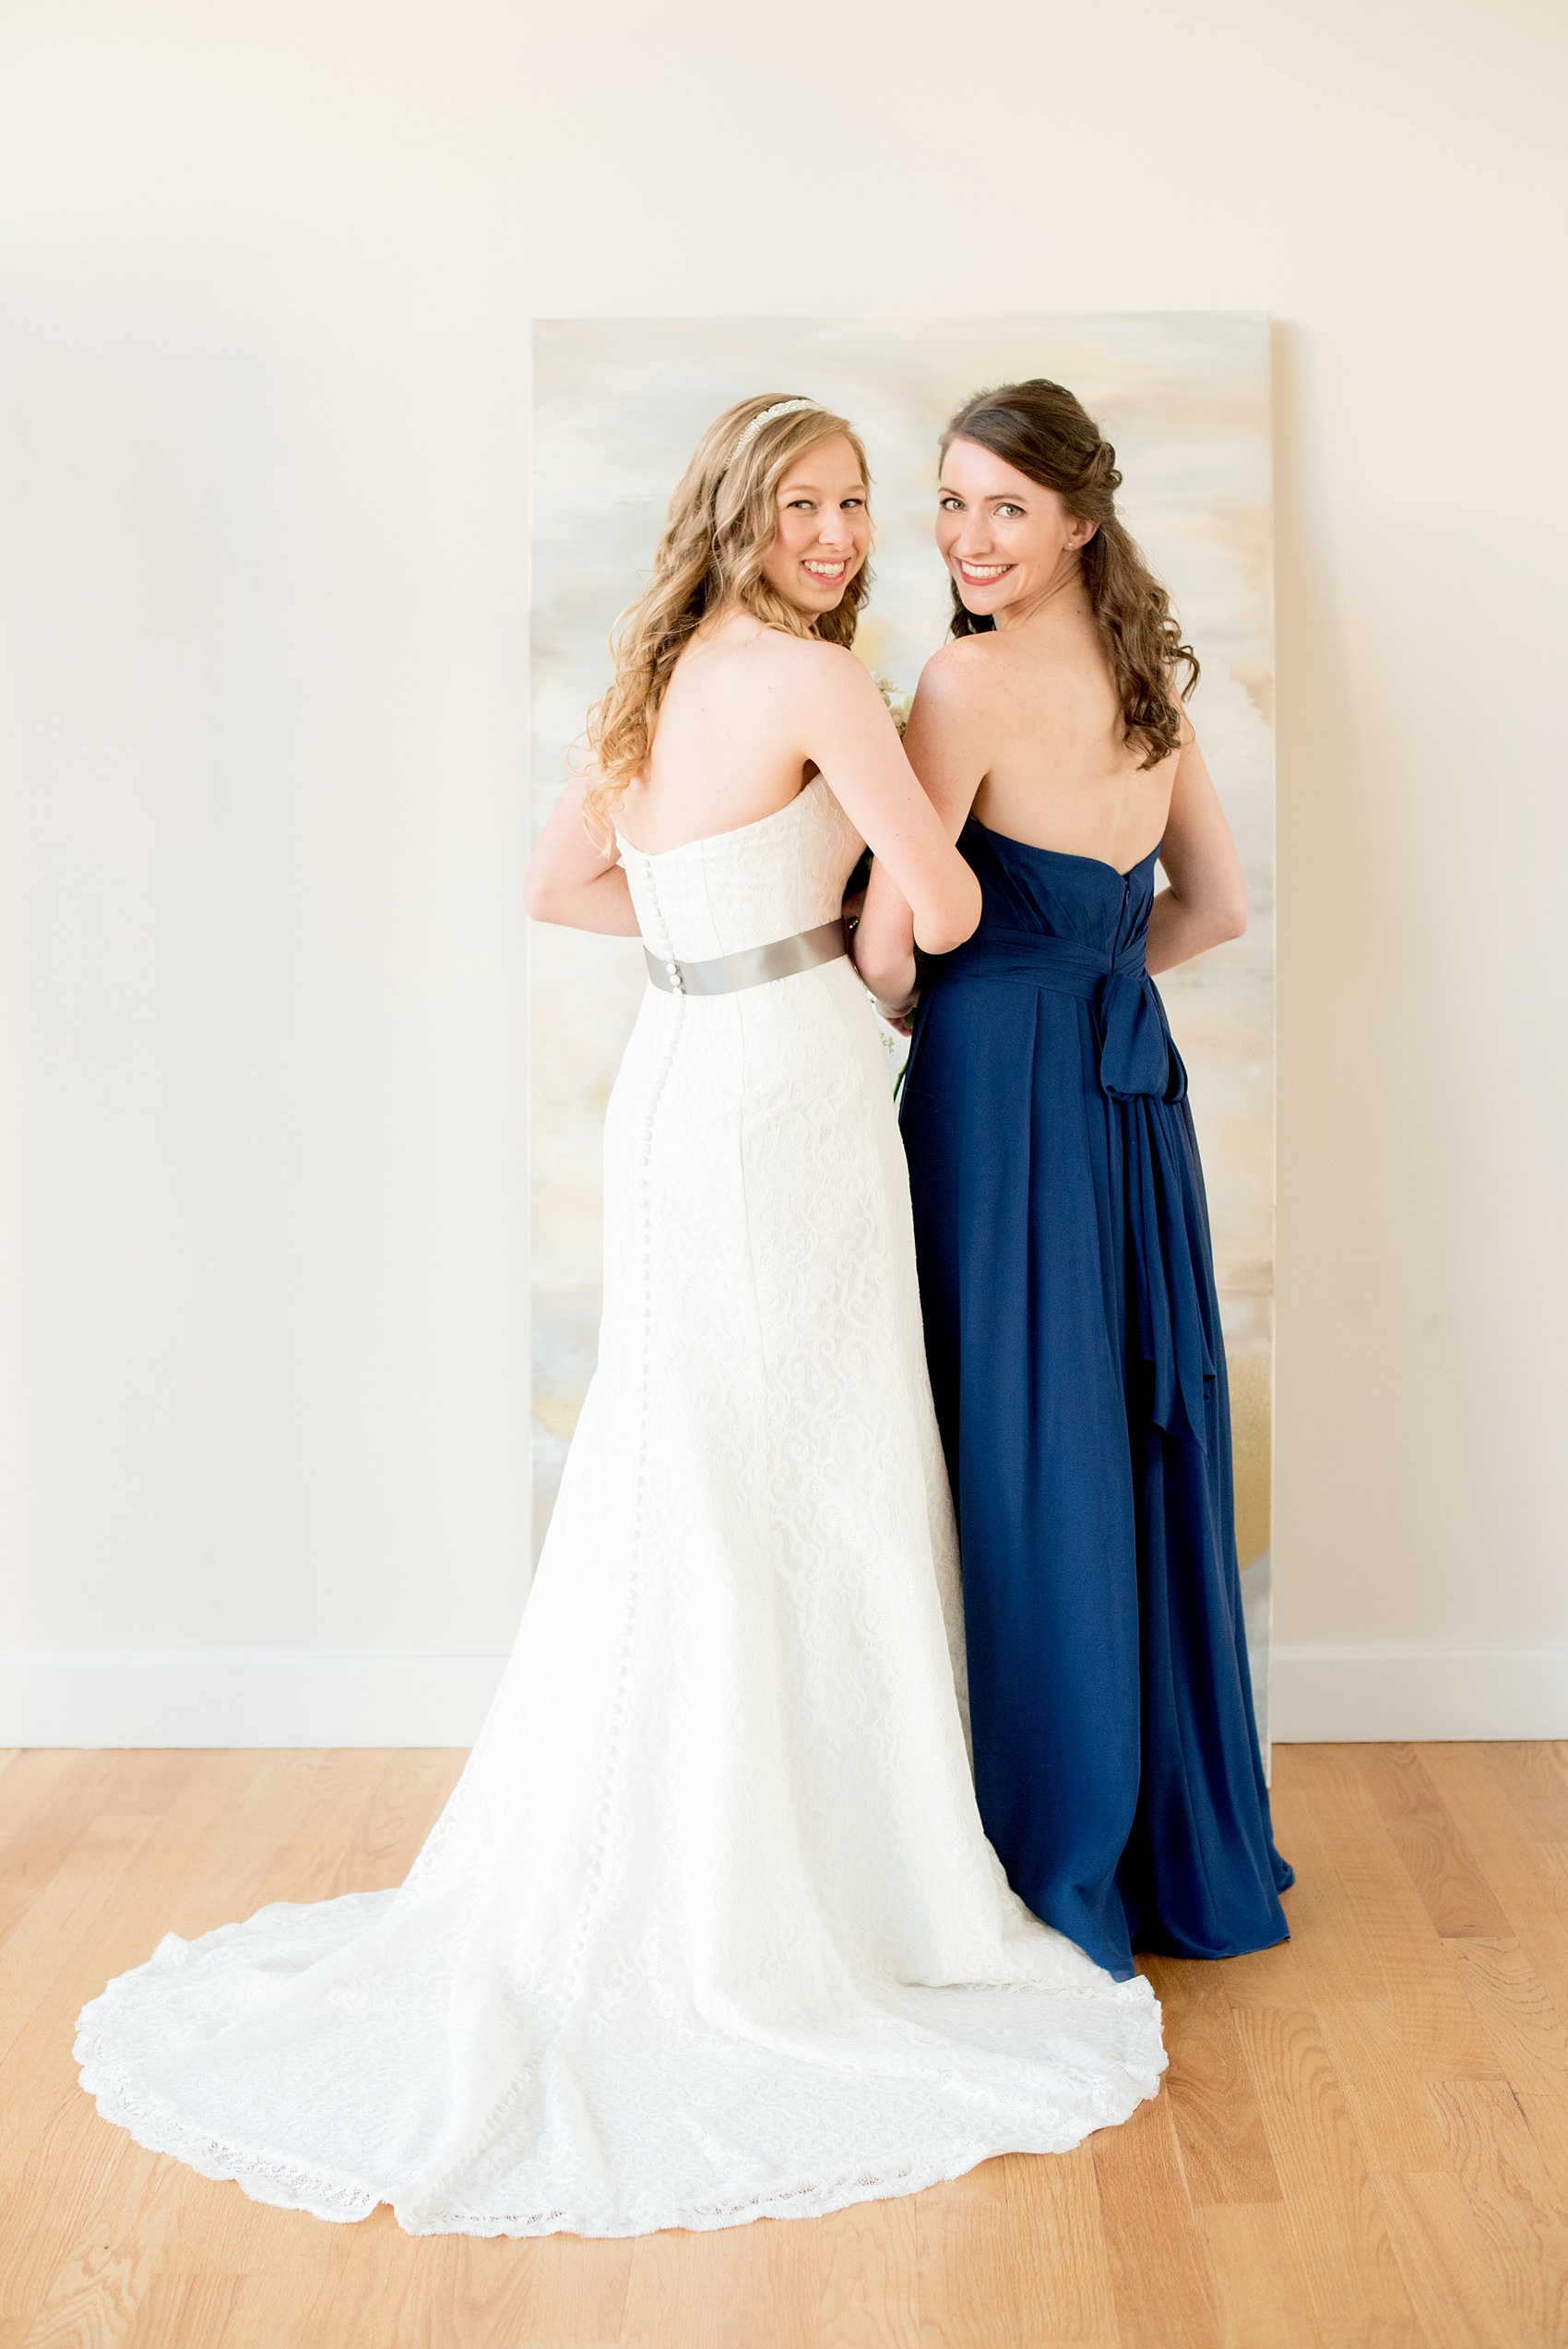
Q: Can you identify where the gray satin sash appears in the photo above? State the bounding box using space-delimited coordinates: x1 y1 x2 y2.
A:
644 916 848 997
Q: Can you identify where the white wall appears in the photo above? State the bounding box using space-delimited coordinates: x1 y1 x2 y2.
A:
1 0 1563 1744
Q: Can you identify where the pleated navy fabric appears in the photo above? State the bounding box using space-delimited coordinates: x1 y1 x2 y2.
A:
900 818 1292 1981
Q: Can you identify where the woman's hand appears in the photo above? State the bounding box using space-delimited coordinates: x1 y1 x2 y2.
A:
875 994 919 1037
524 761 642 936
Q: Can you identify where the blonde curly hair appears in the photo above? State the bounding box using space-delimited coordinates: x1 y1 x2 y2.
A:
584 395 872 845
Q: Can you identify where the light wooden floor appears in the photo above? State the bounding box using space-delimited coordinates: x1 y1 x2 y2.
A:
4 1744 1568 2347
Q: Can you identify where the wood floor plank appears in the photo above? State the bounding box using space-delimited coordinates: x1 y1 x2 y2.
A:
1281 1750 1501 2080
0 1746 99 1815
1231 2002 1418 2344
1198 2203 1324 2349
915 2158 1016 2349
200 2213 367 2349
1420 1747 1568 2021
6 1988 207 2300
277 1747 454 1910
2 2095 138 2330
386 2233 634 2348
65 1752 270 1983
11 2138 186 2348
308 2189 495 2349
1426 2078 1568 2345
916 2150 1119 2348
309 2200 541 2349
1539 1842 1568 1928
621 2217 826 2349
157 2190 353 2324
1144 1957 1282 2206
0 1812 166 2074
123 2272 244 2348
1436 1933 1568 2208
1374 2168 1535 2349
163 1747 383 1935
319 1749 466 1900
0 1752 174 1946
1442 1937 1568 2089
1090 2093 1220 2349
1509 2086 1568 2236
0 1748 101 1850
1354 1747 1511 1939
1312 2001 1453 2175
5 2107 212 2340
1262 1756 1385 2009
1479 1743 1568 1844
29 1755 262 2009
815 2190 920 2349
151 1746 447 1963
2 1757 290 2310
1212 1938 1313 2009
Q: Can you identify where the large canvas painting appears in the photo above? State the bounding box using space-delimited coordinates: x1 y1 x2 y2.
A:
530 316 1275 1738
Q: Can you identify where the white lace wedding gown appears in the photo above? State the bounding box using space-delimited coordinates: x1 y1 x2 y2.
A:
76 777 1165 2237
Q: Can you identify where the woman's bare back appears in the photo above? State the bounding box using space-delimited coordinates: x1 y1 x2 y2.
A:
614 615 823 855
869 599 1245 997
960 607 1180 875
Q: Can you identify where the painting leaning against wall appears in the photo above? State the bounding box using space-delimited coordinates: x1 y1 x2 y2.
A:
529 315 1276 1747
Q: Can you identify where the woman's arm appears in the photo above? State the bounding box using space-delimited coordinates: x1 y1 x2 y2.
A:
523 761 641 936
1145 730 1248 976
849 646 989 1009
802 648 981 962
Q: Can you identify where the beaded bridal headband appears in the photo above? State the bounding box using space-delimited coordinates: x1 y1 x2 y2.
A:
731 397 823 456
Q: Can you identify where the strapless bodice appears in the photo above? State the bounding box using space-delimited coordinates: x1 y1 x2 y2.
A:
617 776 863 964
956 818 1159 958
927 819 1182 1104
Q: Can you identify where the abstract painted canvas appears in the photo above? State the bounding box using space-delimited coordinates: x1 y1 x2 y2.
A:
530 316 1275 1736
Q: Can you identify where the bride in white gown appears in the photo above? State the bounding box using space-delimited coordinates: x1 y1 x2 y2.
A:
75 394 1164 2237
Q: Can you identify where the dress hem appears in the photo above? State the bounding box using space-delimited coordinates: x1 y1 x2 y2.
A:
75 2006 1168 2239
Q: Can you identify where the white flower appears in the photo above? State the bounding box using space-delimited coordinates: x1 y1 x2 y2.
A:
873 675 912 737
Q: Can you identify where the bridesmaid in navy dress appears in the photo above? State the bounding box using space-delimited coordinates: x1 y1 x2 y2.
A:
852 380 1290 1980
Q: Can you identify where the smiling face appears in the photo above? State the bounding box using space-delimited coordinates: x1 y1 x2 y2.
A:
758 433 871 617
935 435 1098 624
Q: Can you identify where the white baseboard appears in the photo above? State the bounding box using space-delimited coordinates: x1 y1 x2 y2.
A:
1272 1645 1568 1742
8 1643 1565 1751
0 1651 511 1747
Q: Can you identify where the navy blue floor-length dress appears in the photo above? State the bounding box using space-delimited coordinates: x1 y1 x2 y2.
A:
900 817 1292 1980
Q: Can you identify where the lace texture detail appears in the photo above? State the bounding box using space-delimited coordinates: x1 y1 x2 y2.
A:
76 779 1166 2237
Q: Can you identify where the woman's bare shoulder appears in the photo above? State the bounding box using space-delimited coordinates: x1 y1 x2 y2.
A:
758 632 884 708
766 630 866 674
683 625 871 698
917 631 1006 704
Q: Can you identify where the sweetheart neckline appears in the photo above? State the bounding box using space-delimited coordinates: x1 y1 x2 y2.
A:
966 815 1162 882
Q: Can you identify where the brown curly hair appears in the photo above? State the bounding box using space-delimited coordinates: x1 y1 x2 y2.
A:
583 395 872 845
942 379 1197 769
